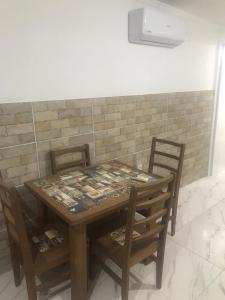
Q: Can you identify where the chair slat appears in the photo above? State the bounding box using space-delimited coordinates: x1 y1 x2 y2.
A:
136 193 170 210
134 209 167 228
56 159 88 172
132 225 164 245
153 162 178 173
53 145 87 156
154 150 180 160
135 175 173 193
152 138 184 148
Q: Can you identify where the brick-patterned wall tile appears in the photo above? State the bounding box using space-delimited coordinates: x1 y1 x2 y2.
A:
95 125 136 163
166 91 214 186
136 120 167 152
119 151 151 173
0 103 34 147
135 94 168 152
0 144 39 186
33 99 93 141
93 96 136 131
0 91 214 187
136 94 168 123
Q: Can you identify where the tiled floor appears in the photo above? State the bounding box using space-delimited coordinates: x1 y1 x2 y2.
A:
1 172 225 300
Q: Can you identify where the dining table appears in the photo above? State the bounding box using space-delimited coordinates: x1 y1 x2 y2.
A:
25 160 158 300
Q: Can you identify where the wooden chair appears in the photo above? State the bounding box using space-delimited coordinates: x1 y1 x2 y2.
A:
148 137 185 236
92 174 175 300
0 183 70 300
50 144 90 174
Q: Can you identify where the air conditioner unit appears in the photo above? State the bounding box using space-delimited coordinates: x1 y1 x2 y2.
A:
128 7 184 48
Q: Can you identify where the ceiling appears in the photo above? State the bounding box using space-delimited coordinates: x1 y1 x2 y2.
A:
159 0 225 27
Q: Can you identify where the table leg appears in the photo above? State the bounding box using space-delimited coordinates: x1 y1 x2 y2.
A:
70 224 87 300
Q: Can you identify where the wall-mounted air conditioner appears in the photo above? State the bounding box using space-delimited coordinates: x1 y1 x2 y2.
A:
128 7 185 48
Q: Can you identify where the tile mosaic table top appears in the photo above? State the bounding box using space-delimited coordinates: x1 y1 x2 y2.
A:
32 161 155 214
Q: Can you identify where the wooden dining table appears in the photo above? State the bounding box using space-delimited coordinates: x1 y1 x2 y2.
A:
25 161 157 300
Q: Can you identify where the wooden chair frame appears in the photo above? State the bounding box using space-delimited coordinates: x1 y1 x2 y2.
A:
0 183 69 300
93 175 175 300
148 137 185 236
50 144 90 174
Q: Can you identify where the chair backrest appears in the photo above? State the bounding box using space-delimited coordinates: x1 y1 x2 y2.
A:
50 144 91 174
124 174 175 265
0 183 33 268
148 137 185 198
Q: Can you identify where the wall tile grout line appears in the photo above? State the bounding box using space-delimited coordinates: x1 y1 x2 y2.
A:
0 132 94 151
31 102 41 179
135 96 137 166
0 141 36 151
37 131 94 145
91 101 96 161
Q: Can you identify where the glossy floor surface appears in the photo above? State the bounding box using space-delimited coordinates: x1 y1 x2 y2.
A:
1 172 225 300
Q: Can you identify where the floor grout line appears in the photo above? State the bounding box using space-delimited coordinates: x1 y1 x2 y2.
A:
166 235 225 300
168 235 225 270
195 268 225 299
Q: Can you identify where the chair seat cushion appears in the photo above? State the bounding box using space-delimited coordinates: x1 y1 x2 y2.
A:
30 224 69 275
31 227 66 253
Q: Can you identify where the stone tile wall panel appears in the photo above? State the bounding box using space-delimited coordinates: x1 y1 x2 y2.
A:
0 90 214 267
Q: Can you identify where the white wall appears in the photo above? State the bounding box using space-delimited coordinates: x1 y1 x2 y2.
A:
0 0 220 103
213 46 225 174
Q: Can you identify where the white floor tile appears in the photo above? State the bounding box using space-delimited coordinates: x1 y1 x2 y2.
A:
176 173 225 231
161 240 222 300
131 239 221 300
204 200 225 228
0 270 27 300
173 213 225 268
197 271 225 300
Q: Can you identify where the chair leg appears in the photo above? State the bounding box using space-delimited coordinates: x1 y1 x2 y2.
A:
121 269 129 300
171 216 176 236
171 196 178 236
156 258 163 289
23 264 37 300
25 275 37 300
9 241 21 287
